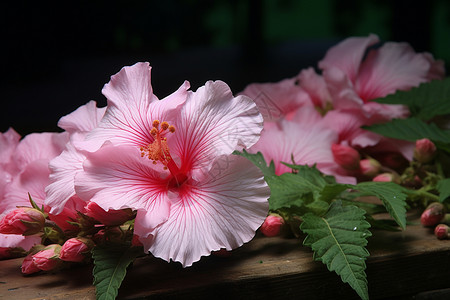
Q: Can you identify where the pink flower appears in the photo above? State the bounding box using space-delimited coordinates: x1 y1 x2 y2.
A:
331 144 360 171
295 67 331 109
0 207 45 235
319 34 445 120
21 253 41 274
32 244 62 271
260 213 285 237
414 138 436 163
250 119 356 184
85 201 135 226
60 237 93 262
240 77 312 122
59 62 269 267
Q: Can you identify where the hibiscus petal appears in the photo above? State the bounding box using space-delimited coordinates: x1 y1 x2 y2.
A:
319 34 379 83
45 141 86 214
75 144 171 232
250 120 338 176
79 64 189 152
58 101 106 134
240 78 310 121
356 42 431 100
142 155 269 267
173 80 264 172
0 234 41 251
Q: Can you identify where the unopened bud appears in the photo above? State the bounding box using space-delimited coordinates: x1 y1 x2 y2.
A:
21 253 41 275
60 237 94 262
32 244 62 271
0 207 46 236
372 173 399 183
359 158 381 177
84 202 135 226
421 202 445 227
434 224 450 240
414 138 436 163
331 144 360 170
260 213 285 237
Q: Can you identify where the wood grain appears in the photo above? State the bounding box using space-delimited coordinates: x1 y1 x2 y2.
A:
1 214 450 300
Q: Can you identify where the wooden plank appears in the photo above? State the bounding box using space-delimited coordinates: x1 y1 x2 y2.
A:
1 214 450 299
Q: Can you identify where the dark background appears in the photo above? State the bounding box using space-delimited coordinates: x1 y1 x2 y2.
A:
2 0 449 136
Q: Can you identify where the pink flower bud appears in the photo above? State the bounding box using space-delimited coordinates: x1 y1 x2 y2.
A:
414 138 436 163
60 237 94 262
421 202 445 227
0 207 46 236
331 144 360 170
32 244 62 271
359 158 381 177
372 173 397 182
85 202 135 226
260 213 285 237
434 224 450 240
21 253 41 275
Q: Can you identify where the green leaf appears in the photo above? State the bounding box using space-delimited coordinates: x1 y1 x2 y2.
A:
92 244 142 300
373 78 450 120
282 163 336 185
355 182 407 229
301 201 371 300
233 149 275 177
320 184 353 203
267 173 318 211
437 178 450 203
364 118 450 145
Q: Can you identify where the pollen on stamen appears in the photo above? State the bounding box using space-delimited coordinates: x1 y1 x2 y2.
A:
152 120 160 128
168 125 175 133
161 121 169 130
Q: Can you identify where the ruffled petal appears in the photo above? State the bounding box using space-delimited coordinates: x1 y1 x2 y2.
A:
240 78 310 121
319 34 379 83
296 67 331 108
45 141 86 214
79 69 189 152
173 80 263 172
356 42 431 100
75 144 171 233
141 155 269 267
58 101 106 134
250 120 338 176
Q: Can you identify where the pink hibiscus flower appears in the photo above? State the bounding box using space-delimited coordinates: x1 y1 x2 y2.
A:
55 62 270 267
319 34 445 121
240 77 312 122
249 117 356 184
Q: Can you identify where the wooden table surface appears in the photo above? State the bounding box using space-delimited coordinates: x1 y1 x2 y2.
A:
1 213 450 300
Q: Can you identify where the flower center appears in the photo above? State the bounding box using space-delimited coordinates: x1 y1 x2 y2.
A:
140 120 187 187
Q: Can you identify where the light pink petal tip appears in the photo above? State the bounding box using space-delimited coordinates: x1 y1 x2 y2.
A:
58 101 106 134
319 34 379 83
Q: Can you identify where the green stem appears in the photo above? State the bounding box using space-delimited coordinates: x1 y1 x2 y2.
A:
406 188 440 202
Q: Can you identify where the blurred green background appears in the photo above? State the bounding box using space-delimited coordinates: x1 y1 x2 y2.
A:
2 0 449 134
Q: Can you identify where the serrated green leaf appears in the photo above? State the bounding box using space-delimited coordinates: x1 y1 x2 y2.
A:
282 163 335 186
267 173 318 211
437 178 450 203
373 78 450 120
233 149 275 177
92 244 142 300
364 118 450 147
320 184 353 203
301 201 371 300
355 182 407 229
